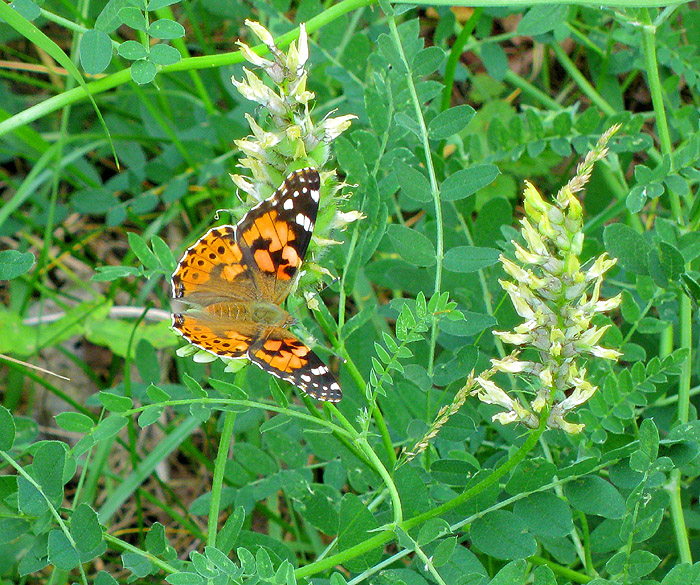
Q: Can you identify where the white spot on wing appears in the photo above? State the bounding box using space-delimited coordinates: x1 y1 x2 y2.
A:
283 198 294 210
295 213 313 231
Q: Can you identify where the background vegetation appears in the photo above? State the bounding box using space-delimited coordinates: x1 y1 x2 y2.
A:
0 0 698 584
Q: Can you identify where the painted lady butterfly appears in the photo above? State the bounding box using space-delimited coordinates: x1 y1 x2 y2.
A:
171 168 342 402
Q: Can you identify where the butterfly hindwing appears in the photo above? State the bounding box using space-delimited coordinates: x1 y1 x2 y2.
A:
172 312 259 358
249 326 342 402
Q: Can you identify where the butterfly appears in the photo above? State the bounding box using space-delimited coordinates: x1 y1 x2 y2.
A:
171 167 342 402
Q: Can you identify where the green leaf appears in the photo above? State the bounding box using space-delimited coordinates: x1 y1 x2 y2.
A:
0 405 15 450
440 164 501 201
517 5 568 35
92 265 141 282
95 571 119 585
118 40 149 60
146 522 167 555
439 311 496 336
428 105 475 140
135 338 160 384
10 0 40 20
149 43 181 66
563 475 626 518
661 563 700 585
122 551 153 578
506 459 556 495
386 225 436 267
481 42 508 81
639 418 660 462
18 476 48 515
659 241 685 281
70 503 103 553
430 459 476 486
255 548 274 580
80 29 113 74
55 412 94 433
166 572 206 585
443 246 500 272
337 494 381 572
148 19 185 39
128 232 159 271
131 59 158 84
432 536 457 567
394 112 421 137
513 492 573 538
604 223 650 275
0 250 35 280
93 415 128 440
394 159 432 203
99 391 133 413
48 529 80 570
441 164 500 201
73 187 119 214
533 565 557 585
412 46 445 77
681 272 700 307
0 518 30 544
139 406 163 427
205 545 242 579
119 7 147 30
191 550 217 578
364 86 390 135
217 506 245 555
292 482 339 534
490 560 529 585
147 0 181 9
470 511 536 560
417 518 451 545
33 441 66 505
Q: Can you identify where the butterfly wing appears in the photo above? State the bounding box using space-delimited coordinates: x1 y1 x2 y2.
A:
171 168 341 401
172 312 260 358
236 167 321 304
249 326 342 402
171 225 259 306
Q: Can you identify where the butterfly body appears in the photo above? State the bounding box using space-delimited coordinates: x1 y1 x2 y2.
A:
171 168 342 402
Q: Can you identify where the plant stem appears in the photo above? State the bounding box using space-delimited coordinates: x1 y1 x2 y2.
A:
441 8 483 112
208 410 237 548
639 7 692 565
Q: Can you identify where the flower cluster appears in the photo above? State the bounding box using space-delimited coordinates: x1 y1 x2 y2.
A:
230 20 357 213
474 125 622 434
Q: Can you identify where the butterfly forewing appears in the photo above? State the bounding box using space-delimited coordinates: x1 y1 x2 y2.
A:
236 167 321 303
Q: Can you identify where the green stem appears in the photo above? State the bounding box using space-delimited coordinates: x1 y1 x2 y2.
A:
0 0 377 139
208 410 237 548
638 8 692 566
0 452 90 585
391 0 686 5
296 416 548 578
386 18 443 379
640 10 682 223
549 42 615 115
440 8 483 112
357 438 403 525
529 556 592 583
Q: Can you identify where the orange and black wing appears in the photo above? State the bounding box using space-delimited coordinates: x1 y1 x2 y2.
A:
171 225 259 306
236 168 321 304
171 312 259 358
249 326 342 402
